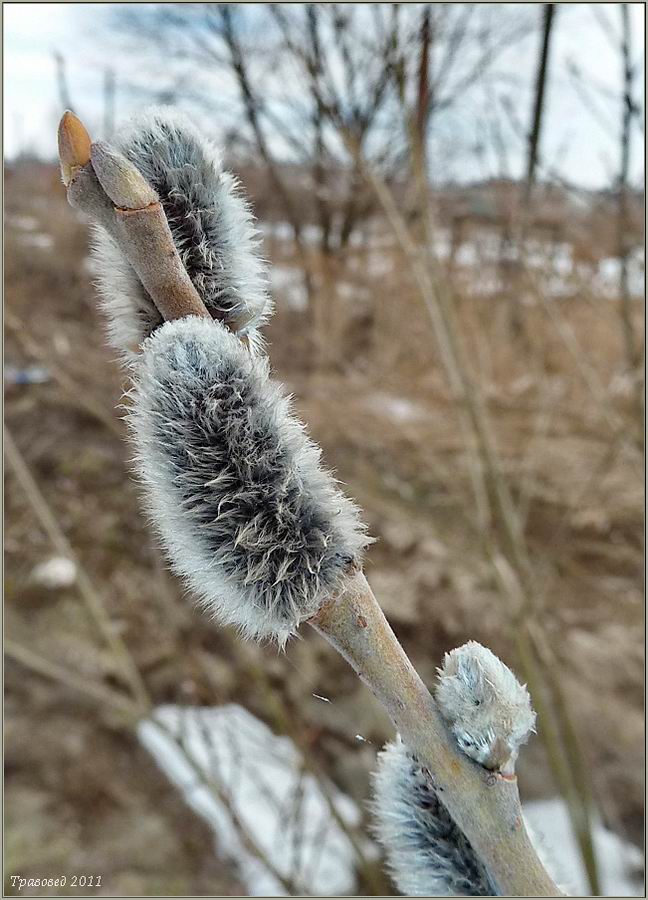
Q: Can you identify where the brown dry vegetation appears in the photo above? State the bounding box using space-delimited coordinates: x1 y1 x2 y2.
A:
4 160 644 895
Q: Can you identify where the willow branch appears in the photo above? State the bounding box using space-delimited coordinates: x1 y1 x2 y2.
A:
310 570 563 896
55 109 562 896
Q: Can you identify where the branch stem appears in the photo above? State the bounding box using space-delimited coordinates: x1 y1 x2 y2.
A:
67 163 211 324
311 570 563 897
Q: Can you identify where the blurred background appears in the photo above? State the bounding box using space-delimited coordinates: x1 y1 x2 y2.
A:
4 3 645 896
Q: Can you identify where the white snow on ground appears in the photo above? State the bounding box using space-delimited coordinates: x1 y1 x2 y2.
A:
260 217 644 302
138 704 363 897
18 232 53 250
597 251 645 298
259 220 294 243
140 704 643 898
365 249 393 278
8 214 53 250
30 556 77 590
337 281 369 303
260 221 323 247
366 392 426 423
9 214 39 231
8 215 53 250
524 798 643 897
270 265 309 311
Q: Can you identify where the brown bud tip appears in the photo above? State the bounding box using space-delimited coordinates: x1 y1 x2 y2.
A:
90 141 158 210
58 111 91 186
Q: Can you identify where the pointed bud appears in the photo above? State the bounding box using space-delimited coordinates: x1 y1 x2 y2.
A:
90 141 158 210
58 110 92 186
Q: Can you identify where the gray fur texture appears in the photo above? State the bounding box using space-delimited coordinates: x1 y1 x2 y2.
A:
92 107 271 360
129 316 369 643
436 641 536 773
372 737 498 896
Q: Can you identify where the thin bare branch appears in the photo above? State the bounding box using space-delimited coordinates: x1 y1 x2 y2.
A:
5 426 150 711
5 639 140 719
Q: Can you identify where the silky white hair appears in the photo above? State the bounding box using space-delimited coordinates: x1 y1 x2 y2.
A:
92 107 272 360
129 316 369 644
372 737 498 896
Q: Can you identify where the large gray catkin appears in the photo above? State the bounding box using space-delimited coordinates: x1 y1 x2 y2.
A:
92 107 272 359
130 316 369 644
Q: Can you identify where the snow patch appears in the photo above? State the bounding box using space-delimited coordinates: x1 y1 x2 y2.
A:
138 704 363 896
366 392 425 423
18 232 53 250
30 556 77 589
524 798 643 897
139 703 643 898
9 214 39 231
270 265 308 311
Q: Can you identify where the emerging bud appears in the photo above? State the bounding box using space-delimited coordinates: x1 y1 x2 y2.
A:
90 141 159 210
57 110 91 186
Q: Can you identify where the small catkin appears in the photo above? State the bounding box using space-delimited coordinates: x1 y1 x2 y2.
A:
92 107 272 359
372 737 498 897
436 641 536 771
372 643 537 897
129 316 370 644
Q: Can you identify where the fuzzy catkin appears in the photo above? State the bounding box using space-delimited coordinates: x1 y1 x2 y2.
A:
372 737 498 897
92 107 271 359
436 641 536 770
129 316 369 643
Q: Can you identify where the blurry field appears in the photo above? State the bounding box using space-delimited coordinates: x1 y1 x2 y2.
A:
4 159 644 895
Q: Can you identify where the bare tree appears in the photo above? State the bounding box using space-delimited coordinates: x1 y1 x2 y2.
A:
103 67 116 137
53 51 74 113
509 3 557 341
523 4 555 209
617 3 644 440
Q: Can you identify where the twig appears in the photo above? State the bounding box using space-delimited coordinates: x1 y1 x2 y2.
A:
53 52 74 115
617 4 644 442
523 5 556 209
227 635 391 895
157 711 302 896
219 6 316 308
509 4 556 347
5 638 140 719
5 637 298 895
335 121 594 897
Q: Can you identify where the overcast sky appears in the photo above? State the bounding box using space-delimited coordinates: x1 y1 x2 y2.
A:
3 2 645 189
